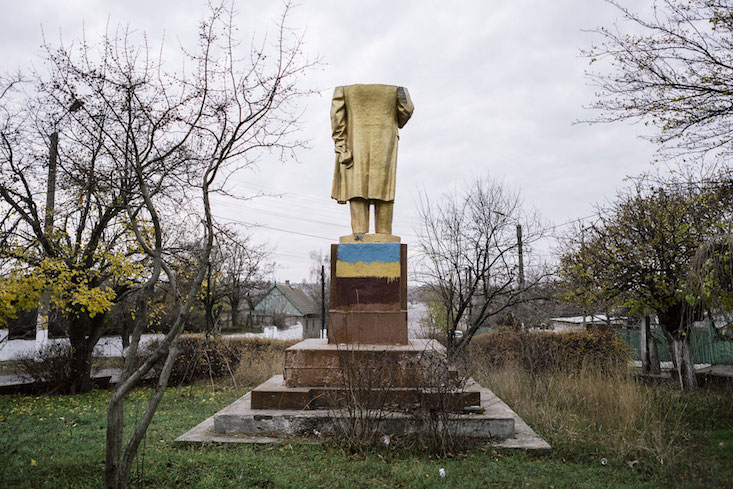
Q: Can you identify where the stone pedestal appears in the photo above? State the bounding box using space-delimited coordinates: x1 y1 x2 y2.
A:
283 338 438 388
328 241 408 344
208 237 517 442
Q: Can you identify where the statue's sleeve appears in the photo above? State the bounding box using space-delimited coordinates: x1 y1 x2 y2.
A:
396 87 414 129
330 86 348 155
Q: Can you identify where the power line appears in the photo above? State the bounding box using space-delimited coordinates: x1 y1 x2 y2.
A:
212 214 335 241
548 213 600 232
211 195 420 239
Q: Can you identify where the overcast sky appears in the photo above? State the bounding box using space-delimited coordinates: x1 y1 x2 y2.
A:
1 0 658 282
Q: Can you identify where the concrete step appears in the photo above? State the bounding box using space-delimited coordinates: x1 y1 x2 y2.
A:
212 375 515 440
284 338 445 388
251 375 481 410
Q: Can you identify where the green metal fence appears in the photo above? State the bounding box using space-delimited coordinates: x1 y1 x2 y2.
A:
615 325 733 365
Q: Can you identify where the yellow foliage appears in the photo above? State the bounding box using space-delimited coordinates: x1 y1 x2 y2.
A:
0 243 143 324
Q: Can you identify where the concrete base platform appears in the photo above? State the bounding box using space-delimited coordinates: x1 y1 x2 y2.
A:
284 338 443 388
176 379 551 455
251 375 481 410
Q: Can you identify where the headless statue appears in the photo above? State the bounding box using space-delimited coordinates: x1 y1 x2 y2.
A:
330 84 414 237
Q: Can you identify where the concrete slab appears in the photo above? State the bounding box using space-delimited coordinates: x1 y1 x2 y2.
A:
287 338 442 352
251 374 481 410
212 391 514 439
284 338 445 388
176 378 551 455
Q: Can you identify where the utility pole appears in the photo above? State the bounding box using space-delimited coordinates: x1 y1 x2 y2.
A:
579 219 587 330
466 267 473 320
516 224 525 330
36 132 58 346
516 224 524 289
321 264 326 338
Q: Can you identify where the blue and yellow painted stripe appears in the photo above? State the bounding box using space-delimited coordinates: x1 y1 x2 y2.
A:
336 243 401 279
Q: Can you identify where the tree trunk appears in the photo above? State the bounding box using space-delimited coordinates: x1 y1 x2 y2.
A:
648 330 661 375
672 335 698 390
640 315 650 373
105 398 125 489
68 328 94 394
121 320 131 351
662 328 679 373
68 312 106 393
230 297 240 329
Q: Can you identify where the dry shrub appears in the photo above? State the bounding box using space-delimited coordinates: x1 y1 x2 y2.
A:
469 329 631 375
409 351 474 456
473 362 689 471
326 345 404 453
16 343 74 393
143 335 295 387
232 338 295 387
329 343 475 456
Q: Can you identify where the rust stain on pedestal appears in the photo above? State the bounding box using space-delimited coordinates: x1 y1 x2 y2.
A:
283 339 441 388
250 375 482 410
328 242 408 345
328 310 408 344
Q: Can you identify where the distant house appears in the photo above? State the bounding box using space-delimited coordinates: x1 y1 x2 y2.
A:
548 314 627 332
252 282 321 339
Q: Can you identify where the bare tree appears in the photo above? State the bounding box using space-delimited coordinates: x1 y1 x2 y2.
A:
414 176 549 355
0 68 141 393
584 0 733 169
219 231 275 330
21 3 318 487
302 249 330 332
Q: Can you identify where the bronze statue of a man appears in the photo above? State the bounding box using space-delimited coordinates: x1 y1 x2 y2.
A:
330 84 414 236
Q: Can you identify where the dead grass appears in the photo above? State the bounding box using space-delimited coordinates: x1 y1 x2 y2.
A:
474 363 690 470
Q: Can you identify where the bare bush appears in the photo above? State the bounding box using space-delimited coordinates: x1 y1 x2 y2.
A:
138 335 295 388
329 342 477 456
16 343 74 394
232 339 294 388
469 329 631 376
329 345 401 453
271 312 290 330
409 351 474 456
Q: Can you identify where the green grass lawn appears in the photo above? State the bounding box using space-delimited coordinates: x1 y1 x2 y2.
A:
1 382 731 489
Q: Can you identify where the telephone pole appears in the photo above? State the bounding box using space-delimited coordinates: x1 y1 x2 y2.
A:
321 264 326 338
516 224 524 290
36 132 58 345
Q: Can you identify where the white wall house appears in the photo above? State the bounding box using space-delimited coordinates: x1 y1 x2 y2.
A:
548 314 627 332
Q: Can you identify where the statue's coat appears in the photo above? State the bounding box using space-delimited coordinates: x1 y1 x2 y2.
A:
331 84 414 204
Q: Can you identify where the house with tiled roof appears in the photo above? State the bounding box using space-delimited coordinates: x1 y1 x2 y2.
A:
252 281 321 338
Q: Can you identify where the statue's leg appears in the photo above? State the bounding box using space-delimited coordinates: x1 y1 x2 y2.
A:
349 198 369 234
374 200 394 235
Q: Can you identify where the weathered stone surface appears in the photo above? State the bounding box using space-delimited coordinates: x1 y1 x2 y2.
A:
212 383 514 440
331 278 403 311
178 380 552 454
283 339 441 388
251 377 312 410
330 243 407 313
328 310 408 344
251 375 481 410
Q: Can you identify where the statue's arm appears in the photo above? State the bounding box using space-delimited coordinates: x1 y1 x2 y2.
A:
396 87 414 129
330 86 352 167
